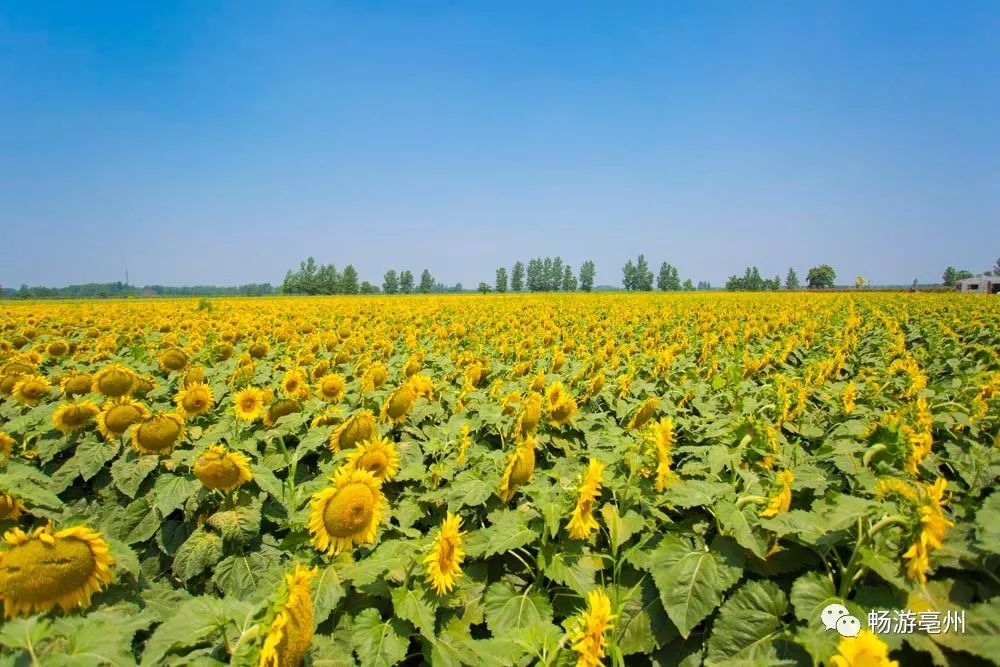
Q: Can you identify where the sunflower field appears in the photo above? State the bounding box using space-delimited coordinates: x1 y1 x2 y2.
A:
0 293 998 666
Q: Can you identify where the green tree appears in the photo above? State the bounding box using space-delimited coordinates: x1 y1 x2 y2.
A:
382 269 399 295
526 259 543 291
806 264 836 289
578 260 595 292
623 259 636 290
682 278 694 291
635 255 654 291
477 282 492 294
495 267 508 293
419 269 434 294
657 262 671 291
561 265 577 291
359 281 377 294
511 261 525 292
785 267 800 290
550 257 564 291
399 270 414 294
854 275 867 289
771 274 781 291
340 265 359 294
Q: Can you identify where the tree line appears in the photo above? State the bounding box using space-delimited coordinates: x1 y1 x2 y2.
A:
2 281 275 299
725 265 836 291
280 258 464 295
942 258 1000 286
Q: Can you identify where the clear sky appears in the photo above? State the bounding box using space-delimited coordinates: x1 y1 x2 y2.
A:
1 1 998 289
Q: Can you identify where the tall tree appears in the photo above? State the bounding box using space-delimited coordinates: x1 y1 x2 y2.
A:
527 259 543 291
623 260 636 290
419 269 434 293
495 267 508 293
340 265 359 294
561 265 577 291
578 260 595 292
682 278 694 291
477 282 492 294
359 281 377 294
511 261 525 292
657 262 671 291
551 257 564 291
382 269 399 295
785 267 800 290
635 255 654 291
399 270 414 294
806 264 836 289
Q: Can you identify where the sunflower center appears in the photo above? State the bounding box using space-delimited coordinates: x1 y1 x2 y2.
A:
197 457 241 489
65 376 92 396
161 350 188 370
323 484 375 537
137 417 181 451
62 406 92 427
387 390 414 418
106 405 142 433
0 537 96 604
359 452 387 477
21 381 47 400
341 416 373 449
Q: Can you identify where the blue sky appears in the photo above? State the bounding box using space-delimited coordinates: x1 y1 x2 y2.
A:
1 1 997 288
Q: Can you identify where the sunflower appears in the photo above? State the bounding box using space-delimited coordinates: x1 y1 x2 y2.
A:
183 366 205 387
514 392 543 438
842 381 857 414
344 435 401 482
310 408 343 428
566 459 604 540
570 588 615 667
0 432 14 462
329 409 376 451
627 397 659 430
52 401 100 433
759 470 795 518
96 397 151 441
499 437 536 503
259 563 317 667
132 412 185 455
829 629 899 667
0 525 114 618
12 374 51 406
0 494 24 521
174 382 215 419
316 374 346 402
60 372 94 398
280 368 310 400
546 381 578 427
132 374 156 397
381 383 416 425
424 512 465 595
234 387 266 423
248 340 269 359
91 364 137 398
647 417 676 491
158 348 188 372
45 339 70 357
361 362 389 392
407 374 434 399
307 468 386 555
902 478 954 583
194 445 253 492
264 399 302 428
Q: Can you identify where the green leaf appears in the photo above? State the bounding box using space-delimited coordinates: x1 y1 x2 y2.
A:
715 500 766 559
974 492 1000 554
538 541 598 596
392 583 437 640
74 436 119 481
0 615 53 654
483 581 554 636
464 509 537 557
119 496 160 545
172 529 224 582
107 538 141 580
601 504 645 552
351 608 412 667
444 473 493 511
140 596 230 666
651 536 744 638
705 580 788 663
153 473 201 517
663 480 734 509
110 452 159 498
206 500 262 543
211 551 279 600
789 571 839 623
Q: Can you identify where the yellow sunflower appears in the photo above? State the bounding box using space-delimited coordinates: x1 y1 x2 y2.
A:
0 432 14 462
570 588 615 667
60 372 94 398
647 417 676 491
315 374 346 403
52 401 100 434
280 368 310 400
0 494 25 521
234 387 266 423
514 392 543 438
566 459 605 540
329 409 376 451
158 348 189 372
381 383 416 425
343 434 400 482
829 629 899 667
259 563 317 667
91 364 137 398
407 374 434 399
263 399 302 428
131 412 185 455
0 525 114 618
45 339 70 357
96 397 151 441
12 374 51 406
546 381 578 427
174 382 215 419
499 436 536 503
627 397 659 430
307 468 386 555
193 445 253 492
424 512 465 595
759 470 795 518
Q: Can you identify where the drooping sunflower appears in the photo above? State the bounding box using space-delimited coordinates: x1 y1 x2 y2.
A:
0 494 24 521
829 629 899 667
193 444 253 492
329 409 376 451
264 399 302 428
183 366 205 387
96 397 151 441
647 417 676 491
315 373 346 403
131 412 185 455
361 362 389 392
280 368 310 401
91 364 137 398
45 339 70 357
381 383 416 425
424 512 465 596
514 392 543 438
307 467 386 555
52 401 100 434
627 397 659 430
158 348 189 372
258 563 317 667
759 470 795 518
842 381 857 414
344 435 400 482
407 374 434 399
546 381 578 427
570 588 615 667
60 372 94 398
0 525 114 618
132 374 156 397
566 459 605 540
0 432 14 462
902 478 954 584
233 386 266 423
311 408 343 428
174 382 215 419
499 436 536 503
12 374 51 406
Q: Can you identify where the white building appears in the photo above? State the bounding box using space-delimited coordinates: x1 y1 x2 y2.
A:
955 276 1000 294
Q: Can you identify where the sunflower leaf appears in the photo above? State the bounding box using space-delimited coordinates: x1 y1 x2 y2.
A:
351 608 412 667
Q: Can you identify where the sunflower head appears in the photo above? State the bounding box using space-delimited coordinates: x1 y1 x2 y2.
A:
280 369 310 400
92 364 137 398
627 397 659 430
258 563 317 667
344 434 400 482
52 401 100 433
193 444 253 492
329 409 376 451
307 467 386 555
132 412 185 455
0 494 25 521
0 525 114 618
499 437 536 503
60 372 94 397
45 340 70 357
234 387 266 423
96 397 151 441
424 512 465 595
158 348 189 372
183 366 206 387
175 382 215 419
381 384 416 425
12 374 51 406
0 432 14 462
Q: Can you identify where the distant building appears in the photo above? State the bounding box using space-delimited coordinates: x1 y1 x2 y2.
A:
955 275 1000 294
